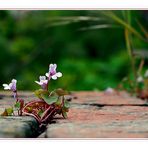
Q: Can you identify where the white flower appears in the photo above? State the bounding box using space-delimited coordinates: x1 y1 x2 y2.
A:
3 79 17 92
144 70 148 78
104 87 114 94
35 76 48 89
46 64 62 80
137 76 143 83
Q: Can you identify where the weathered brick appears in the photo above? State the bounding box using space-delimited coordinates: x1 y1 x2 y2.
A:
0 91 41 138
0 116 40 138
1 91 148 138
39 91 148 138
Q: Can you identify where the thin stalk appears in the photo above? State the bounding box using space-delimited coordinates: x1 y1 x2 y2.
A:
125 28 137 93
41 105 51 120
13 90 18 102
46 67 50 91
126 11 138 93
137 59 144 76
102 11 145 41
42 108 56 122
136 19 148 39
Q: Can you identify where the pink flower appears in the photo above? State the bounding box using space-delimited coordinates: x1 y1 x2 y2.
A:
46 64 62 80
35 76 48 89
3 79 17 92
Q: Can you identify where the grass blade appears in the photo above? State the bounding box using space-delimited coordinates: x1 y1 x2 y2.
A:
78 24 116 31
102 11 145 41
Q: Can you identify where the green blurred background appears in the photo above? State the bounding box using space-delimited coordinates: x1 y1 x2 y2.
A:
0 10 148 91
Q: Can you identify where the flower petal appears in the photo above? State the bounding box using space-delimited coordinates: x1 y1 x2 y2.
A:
40 76 46 81
49 64 57 74
3 84 10 90
43 80 48 84
51 75 57 80
53 64 57 70
45 73 49 77
12 79 17 83
9 83 13 88
49 64 53 70
49 64 54 67
56 72 62 77
4 86 10 90
35 81 42 85
3 84 9 87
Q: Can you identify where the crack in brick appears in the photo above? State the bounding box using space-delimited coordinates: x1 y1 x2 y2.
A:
82 103 148 107
0 95 5 99
2 95 34 98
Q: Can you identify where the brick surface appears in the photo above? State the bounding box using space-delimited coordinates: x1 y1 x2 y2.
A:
0 116 40 138
0 91 41 138
1 91 148 138
39 91 148 138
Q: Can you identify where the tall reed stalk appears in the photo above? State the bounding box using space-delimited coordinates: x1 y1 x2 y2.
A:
124 11 137 93
102 10 144 93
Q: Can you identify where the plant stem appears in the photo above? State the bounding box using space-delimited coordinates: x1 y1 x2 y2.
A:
41 105 51 120
14 90 19 102
137 59 144 76
42 108 56 122
102 11 145 41
125 11 138 93
46 72 50 91
125 28 137 93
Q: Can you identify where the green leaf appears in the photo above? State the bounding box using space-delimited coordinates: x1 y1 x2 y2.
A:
6 107 13 115
26 107 33 113
38 109 44 117
55 98 62 106
1 109 8 116
14 102 21 109
55 88 69 96
62 110 67 118
34 89 49 99
64 99 70 108
79 24 114 31
42 94 58 105
48 16 101 27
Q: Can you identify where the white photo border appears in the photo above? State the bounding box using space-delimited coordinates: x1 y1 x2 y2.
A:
0 0 147 9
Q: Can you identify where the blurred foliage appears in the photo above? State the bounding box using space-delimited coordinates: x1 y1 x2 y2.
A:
0 10 148 91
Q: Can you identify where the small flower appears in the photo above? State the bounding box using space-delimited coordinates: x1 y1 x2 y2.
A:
46 64 62 80
144 70 148 78
104 87 115 94
3 79 17 92
35 76 48 89
137 76 143 83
